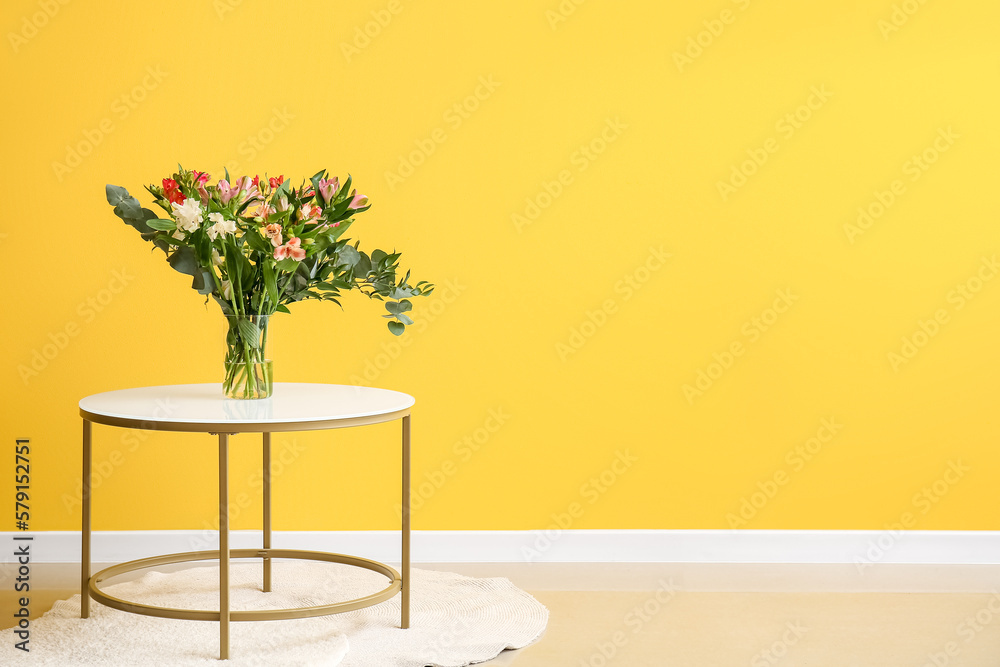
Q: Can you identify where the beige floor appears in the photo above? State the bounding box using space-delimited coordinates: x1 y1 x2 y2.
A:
3 562 1000 666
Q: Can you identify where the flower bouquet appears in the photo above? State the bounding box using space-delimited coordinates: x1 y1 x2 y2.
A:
105 167 433 399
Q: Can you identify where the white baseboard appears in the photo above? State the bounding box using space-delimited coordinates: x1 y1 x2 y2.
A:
2 529 999 566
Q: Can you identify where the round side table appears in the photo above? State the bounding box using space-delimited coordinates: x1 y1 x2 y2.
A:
78 383 413 661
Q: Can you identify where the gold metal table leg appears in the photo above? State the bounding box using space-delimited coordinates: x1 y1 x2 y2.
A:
81 420 91 619
402 415 410 629
219 433 230 660
263 431 271 593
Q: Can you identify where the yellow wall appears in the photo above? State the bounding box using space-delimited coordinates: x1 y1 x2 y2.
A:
2 0 999 533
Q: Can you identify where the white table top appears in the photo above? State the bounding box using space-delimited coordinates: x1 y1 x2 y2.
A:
79 383 414 432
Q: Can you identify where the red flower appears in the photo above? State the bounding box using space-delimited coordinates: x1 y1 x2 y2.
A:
252 175 260 189
269 175 285 189
162 178 184 205
192 170 210 185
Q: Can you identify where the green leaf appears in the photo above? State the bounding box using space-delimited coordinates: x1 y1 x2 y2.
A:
146 219 176 231
263 261 279 306
237 318 260 348
275 304 291 314
354 251 372 277
275 257 301 273
168 247 198 276
244 228 272 255
192 269 214 295
105 184 131 207
388 321 405 336
336 245 360 268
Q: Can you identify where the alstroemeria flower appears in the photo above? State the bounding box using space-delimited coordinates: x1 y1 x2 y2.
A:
234 175 257 201
162 178 184 205
211 249 224 266
207 212 237 240
192 171 211 205
274 237 306 261
318 177 340 204
347 189 369 210
269 175 285 189
254 202 274 220
171 198 204 232
264 223 283 247
298 203 322 221
217 179 238 205
221 279 233 300
277 196 290 212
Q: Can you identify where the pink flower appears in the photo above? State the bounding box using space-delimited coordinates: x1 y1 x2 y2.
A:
264 223 283 247
274 237 305 261
318 177 339 204
217 179 238 205
219 176 256 205
347 189 369 210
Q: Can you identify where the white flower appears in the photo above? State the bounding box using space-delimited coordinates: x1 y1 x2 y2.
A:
207 212 237 241
221 279 233 300
211 249 224 266
171 198 204 232
277 196 290 212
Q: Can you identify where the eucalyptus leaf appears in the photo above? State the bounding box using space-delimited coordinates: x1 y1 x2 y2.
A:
387 321 405 336
192 269 214 295
336 245 360 268
168 247 198 276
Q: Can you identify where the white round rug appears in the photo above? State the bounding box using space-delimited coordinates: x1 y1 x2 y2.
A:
0 562 548 666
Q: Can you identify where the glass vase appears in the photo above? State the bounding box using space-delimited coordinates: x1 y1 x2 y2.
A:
223 313 273 399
